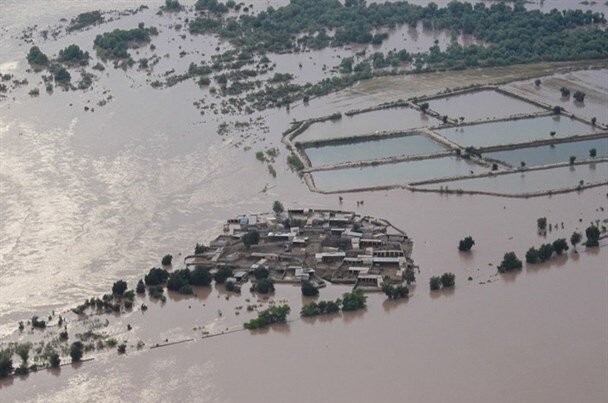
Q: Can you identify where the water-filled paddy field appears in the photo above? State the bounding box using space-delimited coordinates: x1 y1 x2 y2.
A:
485 137 608 167
311 156 484 192
436 115 598 148
425 89 545 121
303 133 446 167
295 107 438 142
416 162 608 195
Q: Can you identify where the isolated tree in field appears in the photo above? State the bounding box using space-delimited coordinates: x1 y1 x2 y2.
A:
48 352 61 368
560 87 570 97
429 276 441 291
273 200 284 214
70 341 84 362
589 148 597 158
420 102 429 112
552 106 562 115
242 230 260 248
585 225 600 247
570 231 582 250
573 90 585 102
534 79 541 86
537 217 547 232
569 156 576 165
112 280 127 297
458 236 475 251
26 46 49 66
591 117 597 126
497 252 522 273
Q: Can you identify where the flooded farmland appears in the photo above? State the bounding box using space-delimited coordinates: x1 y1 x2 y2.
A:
418 162 608 195
426 89 545 122
304 133 446 167
436 115 598 148
1 0 608 402
295 107 437 143
311 156 485 192
485 137 608 167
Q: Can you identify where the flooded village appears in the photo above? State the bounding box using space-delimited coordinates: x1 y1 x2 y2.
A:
0 0 607 402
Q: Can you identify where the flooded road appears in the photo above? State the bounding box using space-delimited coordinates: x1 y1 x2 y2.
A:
1 1 607 402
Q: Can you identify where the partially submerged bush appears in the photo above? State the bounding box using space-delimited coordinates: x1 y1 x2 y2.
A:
244 304 290 330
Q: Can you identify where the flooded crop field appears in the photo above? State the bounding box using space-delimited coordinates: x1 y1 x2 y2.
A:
507 68 608 126
417 162 608 195
425 89 545 122
485 137 608 167
436 115 599 148
311 156 484 192
295 107 437 143
303 133 447 167
1 0 608 402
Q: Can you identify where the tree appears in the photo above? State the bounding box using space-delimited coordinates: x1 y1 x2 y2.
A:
534 79 541 86
136 279 146 294
404 267 416 284
538 243 554 262
54 67 71 83
58 44 89 64
552 238 569 255
420 102 429 112
383 284 409 299
194 243 206 254
560 87 570 97
0 349 13 378
537 217 547 232
48 352 61 368
161 254 173 265
301 281 319 296
497 252 522 273
589 148 597 158
569 156 576 165
214 266 233 284
440 273 455 288
429 276 441 291
253 266 269 280
244 304 290 329
70 341 84 362
144 267 169 285
15 343 30 369
112 280 127 297
167 269 192 293
272 200 284 214
191 265 212 286
552 106 562 115
585 225 600 247
117 344 127 354
341 289 366 311
573 90 586 102
525 247 539 264
570 231 582 250
242 230 260 248
252 278 275 294
591 117 597 126
26 46 49 66
458 236 475 251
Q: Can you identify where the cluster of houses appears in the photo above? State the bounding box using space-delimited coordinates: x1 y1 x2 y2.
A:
184 208 415 291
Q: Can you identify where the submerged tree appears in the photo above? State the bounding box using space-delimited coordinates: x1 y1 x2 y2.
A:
458 236 475 251
497 252 522 273
570 231 582 250
585 225 601 247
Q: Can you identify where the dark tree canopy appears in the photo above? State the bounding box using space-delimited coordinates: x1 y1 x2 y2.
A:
458 236 475 251
498 252 522 273
112 280 128 297
301 281 319 296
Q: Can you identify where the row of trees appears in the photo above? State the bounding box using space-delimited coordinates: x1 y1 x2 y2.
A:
244 304 290 329
429 273 455 290
93 24 157 60
300 289 367 317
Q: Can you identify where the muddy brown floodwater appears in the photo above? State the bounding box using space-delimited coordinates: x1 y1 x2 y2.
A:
1 1 607 402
